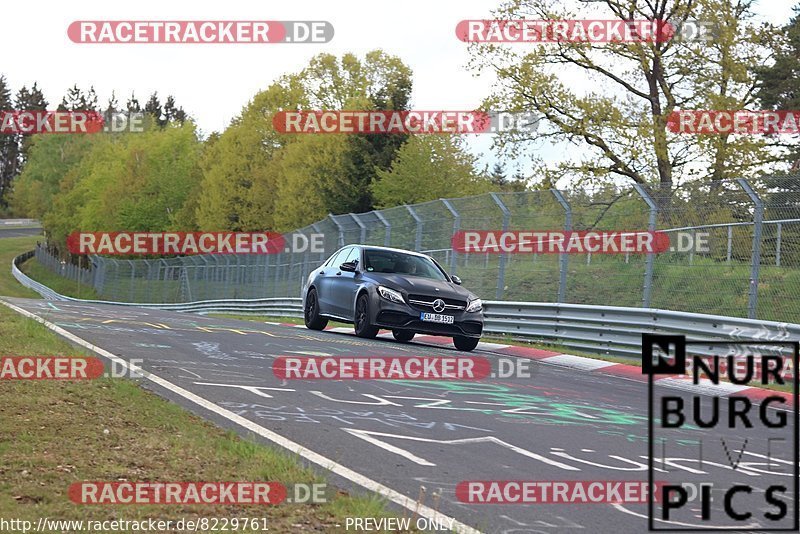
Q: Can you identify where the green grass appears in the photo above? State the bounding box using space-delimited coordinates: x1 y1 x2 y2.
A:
19 257 102 300
0 235 42 298
0 239 419 532
453 254 800 323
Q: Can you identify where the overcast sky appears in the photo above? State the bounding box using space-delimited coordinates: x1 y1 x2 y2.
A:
3 0 798 175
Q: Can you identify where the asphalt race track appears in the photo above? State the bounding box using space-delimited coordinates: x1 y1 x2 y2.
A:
2 297 797 533
0 226 42 239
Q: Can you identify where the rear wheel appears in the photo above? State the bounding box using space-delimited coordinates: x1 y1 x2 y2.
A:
453 335 480 352
354 294 379 338
304 289 328 330
392 330 415 342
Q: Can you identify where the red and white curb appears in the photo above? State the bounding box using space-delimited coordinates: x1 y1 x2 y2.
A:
269 322 795 409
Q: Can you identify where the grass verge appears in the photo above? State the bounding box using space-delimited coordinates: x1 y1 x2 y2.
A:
0 241 418 532
19 256 102 300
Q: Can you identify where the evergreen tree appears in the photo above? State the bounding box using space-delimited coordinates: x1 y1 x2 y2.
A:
126 92 141 112
163 95 187 124
0 75 18 207
58 84 98 111
144 92 164 126
14 82 49 169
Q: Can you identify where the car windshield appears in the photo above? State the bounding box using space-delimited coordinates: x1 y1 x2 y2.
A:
363 249 448 281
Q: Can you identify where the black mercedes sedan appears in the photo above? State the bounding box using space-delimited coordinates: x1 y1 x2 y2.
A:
301 245 483 351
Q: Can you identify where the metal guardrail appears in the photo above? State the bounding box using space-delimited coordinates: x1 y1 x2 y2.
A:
12 251 799 359
11 252 304 318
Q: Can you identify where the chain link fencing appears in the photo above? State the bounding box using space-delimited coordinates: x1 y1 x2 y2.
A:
31 175 800 322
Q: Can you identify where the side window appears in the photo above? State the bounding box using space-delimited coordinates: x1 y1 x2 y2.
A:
344 247 360 265
325 247 348 267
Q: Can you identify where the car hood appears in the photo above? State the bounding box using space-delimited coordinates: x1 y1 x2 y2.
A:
365 273 475 301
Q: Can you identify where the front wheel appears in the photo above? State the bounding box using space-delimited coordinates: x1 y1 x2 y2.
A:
453 335 480 352
392 330 415 342
304 289 328 330
354 294 379 338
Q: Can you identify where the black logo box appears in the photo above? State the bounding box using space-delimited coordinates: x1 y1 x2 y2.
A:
644 334 799 532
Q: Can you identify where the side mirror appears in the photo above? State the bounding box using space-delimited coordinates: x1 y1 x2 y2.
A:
340 261 357 273
451 275 462 285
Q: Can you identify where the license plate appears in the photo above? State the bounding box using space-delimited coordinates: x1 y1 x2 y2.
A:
420 312 454 324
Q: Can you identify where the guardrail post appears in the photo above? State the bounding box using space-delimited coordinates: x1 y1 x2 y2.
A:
737 178 764 319
551 189 571 303
328 214 345 247
633 183 658 308
405 204 423 251
351 213 367 244
441 198 460 274
372 210 391 247
490 192 510 300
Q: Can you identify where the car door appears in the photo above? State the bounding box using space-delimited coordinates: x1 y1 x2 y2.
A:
316 247 349 315
330 246 361 318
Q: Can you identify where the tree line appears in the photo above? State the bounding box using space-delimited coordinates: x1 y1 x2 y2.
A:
6 50 518 250
4 0 799 252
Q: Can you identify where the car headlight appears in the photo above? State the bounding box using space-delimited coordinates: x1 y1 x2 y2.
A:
466 298 483 312
378 286 405 304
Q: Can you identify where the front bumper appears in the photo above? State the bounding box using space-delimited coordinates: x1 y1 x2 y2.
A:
368 292 483 338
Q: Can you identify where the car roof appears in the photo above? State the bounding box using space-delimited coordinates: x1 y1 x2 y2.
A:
345 245 430 258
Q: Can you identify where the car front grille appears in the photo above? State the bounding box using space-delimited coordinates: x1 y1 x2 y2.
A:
407 294 466 311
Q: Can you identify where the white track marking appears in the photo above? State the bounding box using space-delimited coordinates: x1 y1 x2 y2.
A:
0 299 481 534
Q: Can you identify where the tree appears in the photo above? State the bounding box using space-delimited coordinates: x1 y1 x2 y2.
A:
371 135 492 207
126 92 141 112
195 82 305 231
144 92 163 126
295 50 414 212
0 75 17 207
9 134 95 218
472 0 783 206
58 84 98 111
755 4 800 167
195 50 414 231
163 95 188 124
43 122 203 246
14 82 49 177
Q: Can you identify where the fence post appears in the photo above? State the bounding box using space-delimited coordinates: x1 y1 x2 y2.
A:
441 198 460 275
328 213 345 247
128 260 136 302
311 223 325 263
405 204 423 251
727 226 732 263
490 192 510 300
372 210 391 247
737 178 764 319
776 222 782 267
633 183 658 308
551 189 571 303
351 213 367 244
